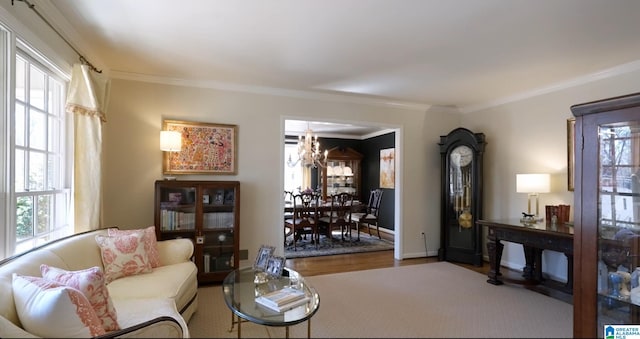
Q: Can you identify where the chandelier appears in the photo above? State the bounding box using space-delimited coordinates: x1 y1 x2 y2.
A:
287 127 327 168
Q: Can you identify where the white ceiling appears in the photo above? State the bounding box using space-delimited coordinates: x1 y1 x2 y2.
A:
35 0 640 135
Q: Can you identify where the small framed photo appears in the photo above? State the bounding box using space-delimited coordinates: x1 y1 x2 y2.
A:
265 255 286 277
203 194 210 204
224 189 235 205
168 192 182 203
213 189 224 205
253 245 275 271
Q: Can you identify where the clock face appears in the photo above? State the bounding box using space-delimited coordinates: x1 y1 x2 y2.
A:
450 145 473 167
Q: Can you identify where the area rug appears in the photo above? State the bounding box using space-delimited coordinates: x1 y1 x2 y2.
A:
187 262 572 338
284 230 394 259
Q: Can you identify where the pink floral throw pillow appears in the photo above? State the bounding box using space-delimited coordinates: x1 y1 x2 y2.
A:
108 226 160 268
41 264 119 332
95 230 152 283
12 274 106 338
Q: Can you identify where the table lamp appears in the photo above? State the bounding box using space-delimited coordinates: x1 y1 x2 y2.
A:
160 130 182 179
516 173 551 222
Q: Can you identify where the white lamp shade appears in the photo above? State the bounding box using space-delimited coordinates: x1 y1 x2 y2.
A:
160 131 182 152
516 173 551 193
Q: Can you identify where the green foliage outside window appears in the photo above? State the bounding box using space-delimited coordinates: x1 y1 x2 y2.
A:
16 196 33 240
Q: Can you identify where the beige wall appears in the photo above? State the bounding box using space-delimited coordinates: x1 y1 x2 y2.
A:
103 79 460 265
463 68 640 280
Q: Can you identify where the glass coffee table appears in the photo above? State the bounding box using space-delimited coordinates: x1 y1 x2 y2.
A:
222 267 320 338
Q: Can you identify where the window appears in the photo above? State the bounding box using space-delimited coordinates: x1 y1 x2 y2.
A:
0 22 73 259
284 142 303 193
13 53 71 255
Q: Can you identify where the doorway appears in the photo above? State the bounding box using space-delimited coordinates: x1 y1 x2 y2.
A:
282 118 401 259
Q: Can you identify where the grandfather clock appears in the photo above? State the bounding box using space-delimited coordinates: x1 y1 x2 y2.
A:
438 127 486 266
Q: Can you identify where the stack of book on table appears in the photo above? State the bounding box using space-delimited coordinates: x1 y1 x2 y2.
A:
255 287 310 312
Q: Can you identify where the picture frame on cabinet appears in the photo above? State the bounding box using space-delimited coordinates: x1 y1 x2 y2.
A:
162 119 238 175
253 245 275 271
224 189 235 205
567 118 576 191
213 189 224 205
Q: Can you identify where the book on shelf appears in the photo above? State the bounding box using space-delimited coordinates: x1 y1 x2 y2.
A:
255 287 309 312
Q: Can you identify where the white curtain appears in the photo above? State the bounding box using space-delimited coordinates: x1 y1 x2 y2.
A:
65 64 110 232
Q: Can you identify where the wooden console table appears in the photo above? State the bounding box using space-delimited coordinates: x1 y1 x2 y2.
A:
476 218 574 294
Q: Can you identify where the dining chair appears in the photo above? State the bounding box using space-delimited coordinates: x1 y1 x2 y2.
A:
351 189 383 240
284 191 320 251
318 192 355 246
283 190 294 246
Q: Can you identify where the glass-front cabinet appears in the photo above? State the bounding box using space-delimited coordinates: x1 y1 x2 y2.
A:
572 93 640 338
154 180 240 284
319 146 363 201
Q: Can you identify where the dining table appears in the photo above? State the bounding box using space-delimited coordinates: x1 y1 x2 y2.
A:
284 200 364 243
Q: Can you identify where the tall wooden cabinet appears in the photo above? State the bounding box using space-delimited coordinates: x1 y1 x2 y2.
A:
319 146 363 201
154 180 240 284
571 92 640 338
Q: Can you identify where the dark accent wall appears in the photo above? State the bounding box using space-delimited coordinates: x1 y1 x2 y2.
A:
359 133 395 231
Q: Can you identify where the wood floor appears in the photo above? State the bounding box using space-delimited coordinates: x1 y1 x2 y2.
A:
285 249 573 304
285 249 487 277
285 228 482 277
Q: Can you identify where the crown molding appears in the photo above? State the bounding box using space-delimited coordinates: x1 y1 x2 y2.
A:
460 59 640 114
110 70 431 112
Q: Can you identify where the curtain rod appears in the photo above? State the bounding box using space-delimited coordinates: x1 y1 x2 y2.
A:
12 0 102 73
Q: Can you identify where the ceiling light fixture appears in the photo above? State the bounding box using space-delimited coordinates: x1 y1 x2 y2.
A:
286 125 327 168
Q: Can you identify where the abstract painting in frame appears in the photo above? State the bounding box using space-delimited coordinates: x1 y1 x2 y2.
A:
380 148 395 189
163 120 238 175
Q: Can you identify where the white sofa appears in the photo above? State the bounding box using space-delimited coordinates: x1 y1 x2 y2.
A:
0 228 198 338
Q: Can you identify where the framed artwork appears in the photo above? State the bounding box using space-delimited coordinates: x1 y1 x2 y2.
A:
265 255 286 277
253 245 275 271
380 148 395 189
567 118 576 191
162 120 238 175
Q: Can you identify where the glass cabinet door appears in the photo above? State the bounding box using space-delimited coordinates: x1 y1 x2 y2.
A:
325 160 359 198
157 186 197 234
595 120 640 334
201 185 237 275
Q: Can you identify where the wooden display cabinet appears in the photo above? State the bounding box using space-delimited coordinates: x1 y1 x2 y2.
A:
319 146 363 201
154 180 240 284
571 92 640 338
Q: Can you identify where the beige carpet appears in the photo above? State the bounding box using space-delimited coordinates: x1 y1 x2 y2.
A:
187 262 572 338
